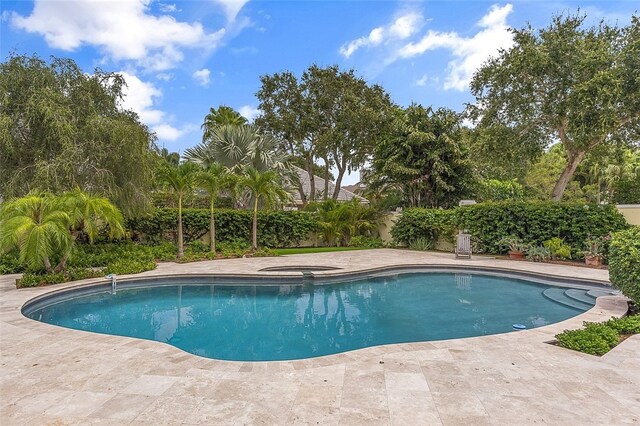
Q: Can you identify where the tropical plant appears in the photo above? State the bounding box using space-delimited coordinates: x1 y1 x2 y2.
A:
201 105 247 142
184 125 290 174
543 238 572 260
239 167 292 250
527 246 551 262
497 235 529 254
305 199 376 246
583 235 610 258
409 237 432 251
157 162 200 257
0 191 124 273
196 163 227 253
469 14 640 201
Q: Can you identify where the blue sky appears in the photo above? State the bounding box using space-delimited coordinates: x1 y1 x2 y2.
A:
1 0 636 184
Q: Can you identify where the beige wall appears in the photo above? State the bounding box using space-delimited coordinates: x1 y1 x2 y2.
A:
378 212 401 244
617 205 640 226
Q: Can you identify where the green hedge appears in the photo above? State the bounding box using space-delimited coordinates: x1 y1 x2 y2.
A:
456 202 628 254
391 202 628 254
126 208 318 248
609 227 640 304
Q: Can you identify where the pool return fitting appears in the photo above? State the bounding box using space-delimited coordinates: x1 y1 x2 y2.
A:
105 274 117 294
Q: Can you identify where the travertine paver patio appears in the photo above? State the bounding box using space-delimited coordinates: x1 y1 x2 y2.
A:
1 249 638 425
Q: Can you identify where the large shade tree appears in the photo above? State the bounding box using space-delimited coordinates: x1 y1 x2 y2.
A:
469 14 640 201
370 104 474 208
0 54 157 215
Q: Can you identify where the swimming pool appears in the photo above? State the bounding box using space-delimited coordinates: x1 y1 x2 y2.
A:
23 271 603 361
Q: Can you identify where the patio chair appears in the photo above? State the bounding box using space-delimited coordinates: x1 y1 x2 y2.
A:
455 233 472 259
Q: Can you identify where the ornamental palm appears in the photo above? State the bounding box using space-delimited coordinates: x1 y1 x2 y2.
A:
196 163 226 253
0 193 72 273
201 105 247 142
239 167 292 250
157 162 199 257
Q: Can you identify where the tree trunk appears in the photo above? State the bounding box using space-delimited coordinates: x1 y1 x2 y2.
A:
306 155 316 202
209 198 216 253
43 256 53 274
332 159 347 200
252 197 258 251
54 251 70 273
177 195 184 258
323 159 330 201
551 150 586 201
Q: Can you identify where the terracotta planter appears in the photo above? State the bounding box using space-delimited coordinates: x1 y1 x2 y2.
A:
585 255 602 267
508 251 526 260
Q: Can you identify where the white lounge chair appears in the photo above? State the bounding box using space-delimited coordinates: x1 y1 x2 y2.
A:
455 233 472 259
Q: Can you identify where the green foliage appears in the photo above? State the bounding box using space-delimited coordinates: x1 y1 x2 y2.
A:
0 252 26 274
609 227 640 304
555 322 621 356
390 208 456 246
305 199 378 246
455 202 628 255
371 104 474 208
526 246 551 262
497 235 529 253
105 259 156 275
186 240 210 254
409 237 432 251
475 179 524 202
543 238 572 260
0 54 156 216
348 236 385 248
613 174 640 204
17 268 104 288
604 315 640 334
127 208 317 248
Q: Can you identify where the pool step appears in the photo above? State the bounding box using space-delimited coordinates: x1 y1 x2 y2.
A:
564 289 598 305
586 289 620 299
542 288 593 311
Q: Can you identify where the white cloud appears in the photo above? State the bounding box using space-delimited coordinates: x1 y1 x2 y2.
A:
158 3 180 13
212 0 250 21
11 0 226 71
118 71 188 141
156 73 173 81
398 4 514 91
192 68 211 87
415 74 428 87
339 11 423 58
238 105 260 122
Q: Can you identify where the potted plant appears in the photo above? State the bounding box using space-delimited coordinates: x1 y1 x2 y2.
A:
583 235 610 267
498 235 529 260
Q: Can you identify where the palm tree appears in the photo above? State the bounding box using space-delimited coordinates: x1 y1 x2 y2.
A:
157 162 199 257
184 125 290 173
305 199 376 246
0 191 124 273
201 105 247 143
239 167 291 250
196 163 226 253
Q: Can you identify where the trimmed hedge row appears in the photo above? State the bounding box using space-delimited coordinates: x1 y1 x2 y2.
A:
391 202 629 255
126 208 318 248
609 226 640 304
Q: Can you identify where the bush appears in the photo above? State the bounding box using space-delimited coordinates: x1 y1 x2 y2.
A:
391 208 455 246
348 236 385 248
105 259 156 275
543 237 572 260
609 227 640 304
17 268 104 288
604 315 640 334
555 322 620 356
0 252 27 275
409 237 432 251
455 202 628 255
127 208 317 248
527 246 551 262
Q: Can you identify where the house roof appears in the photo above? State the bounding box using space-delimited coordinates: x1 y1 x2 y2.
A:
292 166 369 204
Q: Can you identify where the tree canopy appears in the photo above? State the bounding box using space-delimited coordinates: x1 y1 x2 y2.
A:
0 54 158 215
469 13 640 200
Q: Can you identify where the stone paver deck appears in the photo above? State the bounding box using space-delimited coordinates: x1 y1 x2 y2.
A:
1 249 638 425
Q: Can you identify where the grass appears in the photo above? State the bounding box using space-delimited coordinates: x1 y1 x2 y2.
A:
272 247 370 255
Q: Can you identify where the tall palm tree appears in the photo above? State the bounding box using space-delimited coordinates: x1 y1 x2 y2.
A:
201 105 247 143
239 167 291 250
157 162 199 257
196 163 226 253
184 125 290 173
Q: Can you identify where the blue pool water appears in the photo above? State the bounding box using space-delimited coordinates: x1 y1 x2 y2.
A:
24 273 589 361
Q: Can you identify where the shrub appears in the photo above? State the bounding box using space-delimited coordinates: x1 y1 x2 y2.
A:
391 208 455 246
127 208 317 248
497 235 529 253
105 259 156 275
604 315 640 334
16 268 104 288
455 202 628 254
527 246 551 262
543 237 572 260
186 240 209 254
609 227 640 304
0 252 27 275
409 237 432 251
555 322 620 356
349 236 385 248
